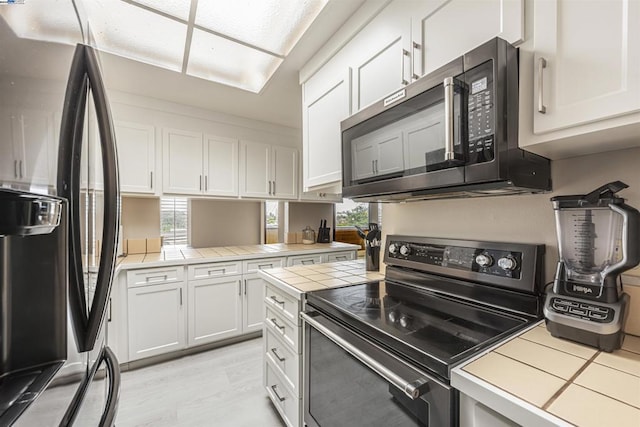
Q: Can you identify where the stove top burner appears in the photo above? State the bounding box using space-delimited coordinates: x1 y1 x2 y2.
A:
306 280 530 379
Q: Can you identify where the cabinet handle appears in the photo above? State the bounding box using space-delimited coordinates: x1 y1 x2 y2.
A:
270 295 285 306
443 77 455 162
301 259 315 265
411 41 421 80
145 275 168 283
372 160 375 174
271 347 286 362
150 171 153 189
238 280 242 296
401 49 409 85
258 263 273 269
375 159 378 174
537 57 547 114
199 175 202 190
205 175 208 191
19 160 23 178
208 268 226 275
336 256 347 261
14 160 18 178
244 279 247 295
272 180 276 195
271 318 285 331
271 385 286 402
268 180 272 195
179 288 183 306
108 297 112 322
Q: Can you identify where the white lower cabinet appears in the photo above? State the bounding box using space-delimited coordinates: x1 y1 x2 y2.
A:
127 281 186 361
263 281 303 427
243 275 266 333
188 275 242 347
459 393 521 427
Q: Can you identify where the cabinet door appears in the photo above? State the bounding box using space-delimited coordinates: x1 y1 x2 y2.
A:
533 0 640 134
162 128 203 195
203 134 238 196
127 282 186 361
303 67 351 189
243 275 265 333
8 109 56 186
412 0 524 78
239 140 271 197
116 121 156 194
351 136 377 181
375 132 404 176
272 145 297 200
187 276 242 347
349 1 412 111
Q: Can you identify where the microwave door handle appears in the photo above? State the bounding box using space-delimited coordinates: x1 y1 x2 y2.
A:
84 45 120 353
443 77 455 162
57 44 90 346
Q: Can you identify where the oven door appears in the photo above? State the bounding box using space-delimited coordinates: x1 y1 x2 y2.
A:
302 310 456 427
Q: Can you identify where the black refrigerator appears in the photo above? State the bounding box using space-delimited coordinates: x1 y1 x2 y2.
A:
0 0 121 425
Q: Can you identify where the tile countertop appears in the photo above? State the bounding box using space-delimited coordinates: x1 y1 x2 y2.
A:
114 242 360 271
258 259 384 298
452 322 640 427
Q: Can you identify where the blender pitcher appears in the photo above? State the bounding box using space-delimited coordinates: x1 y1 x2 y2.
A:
544 181 640 352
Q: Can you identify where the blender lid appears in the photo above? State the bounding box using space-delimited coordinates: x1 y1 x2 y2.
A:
551 181 628 208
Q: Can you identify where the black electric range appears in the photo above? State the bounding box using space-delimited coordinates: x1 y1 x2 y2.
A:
302 236 545 427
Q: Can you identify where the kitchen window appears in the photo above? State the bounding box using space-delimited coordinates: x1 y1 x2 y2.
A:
160 197 188 246
265 201 279 244
335 201 381 229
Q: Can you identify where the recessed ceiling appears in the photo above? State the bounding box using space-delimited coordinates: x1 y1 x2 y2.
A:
83 0 328 93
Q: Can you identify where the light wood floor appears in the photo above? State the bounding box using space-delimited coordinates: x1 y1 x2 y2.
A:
117 338 285 427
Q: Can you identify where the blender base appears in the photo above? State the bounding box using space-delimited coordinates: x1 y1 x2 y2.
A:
543 292 629 353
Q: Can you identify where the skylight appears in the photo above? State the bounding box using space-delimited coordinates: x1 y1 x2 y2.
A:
1 0 328 93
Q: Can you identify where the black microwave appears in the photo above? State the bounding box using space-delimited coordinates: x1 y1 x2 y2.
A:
341 37 551 202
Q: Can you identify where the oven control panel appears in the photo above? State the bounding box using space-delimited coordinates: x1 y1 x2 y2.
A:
387 241 522 279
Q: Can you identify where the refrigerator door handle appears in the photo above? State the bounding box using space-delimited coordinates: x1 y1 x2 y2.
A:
57 44 120 353
60 346 121 427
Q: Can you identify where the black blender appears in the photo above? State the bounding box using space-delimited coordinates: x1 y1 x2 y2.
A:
544 181 640 352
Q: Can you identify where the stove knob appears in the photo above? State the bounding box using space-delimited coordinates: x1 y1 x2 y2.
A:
389 243 398 255
475 253 494 268
388 311 398 323
498 256 517 271
399 315 412 329
400 245 411 256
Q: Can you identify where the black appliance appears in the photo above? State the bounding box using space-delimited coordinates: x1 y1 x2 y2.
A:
341 37 551 202
544 182 640 352
1 1 120 425
302 236 544 427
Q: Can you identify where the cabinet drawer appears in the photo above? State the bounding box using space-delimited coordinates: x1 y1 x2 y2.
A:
264 284 299 325
323 251 356 263
265 306 298 352
265 328 300 394
287 253 323 266
126 266 184 288
243 257 285 274
188 261 242 280
265 359 299 427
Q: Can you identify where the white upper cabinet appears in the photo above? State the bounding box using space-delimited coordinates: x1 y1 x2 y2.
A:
163 128 240 197
163 128 203 195
348 1 412 112
240 141 298 200
532 0 640 134
115 121 156 194
302 63 351 191
204 135 239 197
0 107 56 187
411 0 524 78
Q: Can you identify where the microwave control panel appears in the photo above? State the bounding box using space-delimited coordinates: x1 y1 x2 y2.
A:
466 61 494 165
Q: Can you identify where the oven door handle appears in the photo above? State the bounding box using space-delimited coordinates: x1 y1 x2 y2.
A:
301 312 430 400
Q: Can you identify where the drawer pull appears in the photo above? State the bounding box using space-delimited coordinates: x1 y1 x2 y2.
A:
301 259 315 265
270 347 286 362
271 318 285 331
258 263 273 269
336 256 347 261
270 295 285 306
271 385 286 402
146 275 168 283
207 268 226 275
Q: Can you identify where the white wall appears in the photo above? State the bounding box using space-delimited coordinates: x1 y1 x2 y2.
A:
189 199 262 247
382 146 640 283
121 197 160 240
